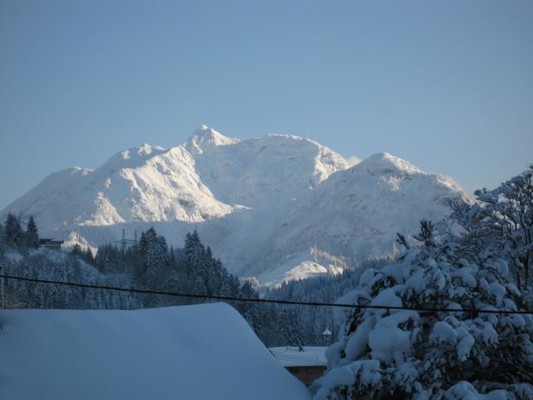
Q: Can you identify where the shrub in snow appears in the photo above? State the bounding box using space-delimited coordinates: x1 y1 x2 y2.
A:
312 222 533 400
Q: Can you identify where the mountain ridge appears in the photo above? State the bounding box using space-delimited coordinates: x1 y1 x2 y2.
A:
2 126 472 286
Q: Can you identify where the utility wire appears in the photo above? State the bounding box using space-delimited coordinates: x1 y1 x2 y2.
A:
0 273 532 315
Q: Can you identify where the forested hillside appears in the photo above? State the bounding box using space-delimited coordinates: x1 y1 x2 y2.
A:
0 214 327 346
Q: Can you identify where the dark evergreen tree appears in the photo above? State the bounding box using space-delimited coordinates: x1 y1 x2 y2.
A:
166 246 187 295
24 216 39 249
71 243 82 256
0 222 5 256
133 229 153 281
238 280 260 330
182 230 211 297
4 213 23 249
183 230 205 281
278 308 305 347
144 233 169 285
83 247 95 264
132 228 170 307
95 244 121 274
192 273 207 297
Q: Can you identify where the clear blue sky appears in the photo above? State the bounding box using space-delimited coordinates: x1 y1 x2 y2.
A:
1 0 532 209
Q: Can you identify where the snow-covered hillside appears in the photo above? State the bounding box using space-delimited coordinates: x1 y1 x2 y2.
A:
254 153 472 285
1 126 472 286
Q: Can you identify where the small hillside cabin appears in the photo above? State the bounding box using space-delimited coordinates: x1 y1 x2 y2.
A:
270 346 328 386
39 238 64 251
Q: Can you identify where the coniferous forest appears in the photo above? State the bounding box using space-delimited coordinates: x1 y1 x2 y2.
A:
0 214 320 346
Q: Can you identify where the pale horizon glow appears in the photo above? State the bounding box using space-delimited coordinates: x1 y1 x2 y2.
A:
1 0 532 209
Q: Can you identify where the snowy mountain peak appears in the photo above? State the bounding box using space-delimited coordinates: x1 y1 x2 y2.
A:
186 125 240 154
137 143 165 156
263 133 328 149
119 143 166 161
97 143 167 175
266 133 306 141
355 152 423 176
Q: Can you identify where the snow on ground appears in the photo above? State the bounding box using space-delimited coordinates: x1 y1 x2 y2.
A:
269 346 327 367
0 303 311 400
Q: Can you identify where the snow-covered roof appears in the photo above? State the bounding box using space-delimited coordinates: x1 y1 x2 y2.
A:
270 346 327 367
0 303 310 400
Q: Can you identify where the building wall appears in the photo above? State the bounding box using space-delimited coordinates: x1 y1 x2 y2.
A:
286 366 326 386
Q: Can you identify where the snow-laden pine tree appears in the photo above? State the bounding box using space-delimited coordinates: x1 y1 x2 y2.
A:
313 221 533 400
452 165 533 299
238 280 259 325
95 243 121 274
134 228 169 285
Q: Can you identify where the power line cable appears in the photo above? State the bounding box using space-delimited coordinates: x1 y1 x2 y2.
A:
1 274 532 315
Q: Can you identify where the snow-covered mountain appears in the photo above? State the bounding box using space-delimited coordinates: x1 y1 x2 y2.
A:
2 126 472 286
254 152 471 284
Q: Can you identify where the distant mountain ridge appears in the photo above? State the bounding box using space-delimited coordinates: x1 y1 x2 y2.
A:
2 126 472 286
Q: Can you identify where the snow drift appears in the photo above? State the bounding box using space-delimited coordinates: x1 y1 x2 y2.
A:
0 303 311 400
